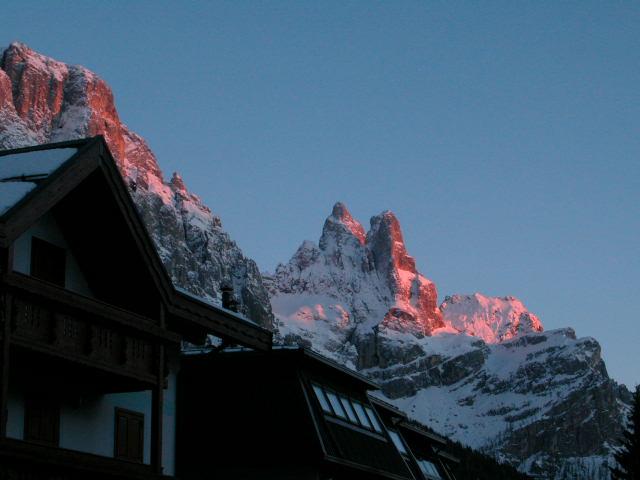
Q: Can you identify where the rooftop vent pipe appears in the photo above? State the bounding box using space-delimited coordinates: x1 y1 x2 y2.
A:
221 283 239 312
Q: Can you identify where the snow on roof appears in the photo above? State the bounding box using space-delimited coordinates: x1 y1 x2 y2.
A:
0 147 77 215
0 182 37 215
174 285 260 327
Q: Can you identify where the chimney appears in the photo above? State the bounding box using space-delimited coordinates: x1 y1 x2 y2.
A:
221 283 239 312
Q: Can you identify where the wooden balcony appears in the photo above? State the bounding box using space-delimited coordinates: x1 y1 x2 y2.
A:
0 272 179 388
0 437 172 480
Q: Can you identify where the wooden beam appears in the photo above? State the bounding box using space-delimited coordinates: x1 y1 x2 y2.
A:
0 291 12 438
0 246 13 437
167 298 272 351
150 304 166 474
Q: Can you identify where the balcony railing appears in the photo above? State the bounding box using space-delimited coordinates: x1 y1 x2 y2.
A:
1 272 179 385
0 438 172 480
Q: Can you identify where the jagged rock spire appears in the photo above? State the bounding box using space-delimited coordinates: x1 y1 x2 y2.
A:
273 202 443 343
320 202 366 248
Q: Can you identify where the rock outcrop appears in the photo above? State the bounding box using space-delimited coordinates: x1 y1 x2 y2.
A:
269 202 445 369
441 293 543 343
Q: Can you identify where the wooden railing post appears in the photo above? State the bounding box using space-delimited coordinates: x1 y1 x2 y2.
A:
0 291 11 439
150 303 166 474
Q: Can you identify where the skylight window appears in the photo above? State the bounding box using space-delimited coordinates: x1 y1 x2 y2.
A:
365 406 383 433
388 430 408 455
310 383 387 436
325 391 348 419
312 384 332 413
352 401 373 429
418 459 443 479
339 396 359 424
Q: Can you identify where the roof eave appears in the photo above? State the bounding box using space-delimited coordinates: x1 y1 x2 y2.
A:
168 295 272 351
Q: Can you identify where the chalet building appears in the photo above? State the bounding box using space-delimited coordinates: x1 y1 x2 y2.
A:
176 346 458 480
369 397 459 480
0 137 271 479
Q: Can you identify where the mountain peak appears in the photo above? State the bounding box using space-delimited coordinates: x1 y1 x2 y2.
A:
440 293 544 342
329 201 367 245
330 201 349 218
367 209 416 274
4 41 32 58
319 202 367 252
170 172 187 192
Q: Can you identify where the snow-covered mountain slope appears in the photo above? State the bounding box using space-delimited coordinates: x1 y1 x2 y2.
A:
441 293 543 343
381 328 630 479
268 203 631 479
268 202 443 357
0 42 273 328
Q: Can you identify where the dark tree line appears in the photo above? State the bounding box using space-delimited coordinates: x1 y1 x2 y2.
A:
401 419 531 479
446 440 531 480
611 385 640 480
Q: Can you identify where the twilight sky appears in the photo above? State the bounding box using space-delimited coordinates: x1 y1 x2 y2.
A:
2 1 638 387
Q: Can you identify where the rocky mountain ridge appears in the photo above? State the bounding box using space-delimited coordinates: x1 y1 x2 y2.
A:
0 42 273 328
0 43 631 479
268 203 631 479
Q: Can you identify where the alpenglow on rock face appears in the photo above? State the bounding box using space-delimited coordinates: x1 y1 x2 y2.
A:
268 203 544 365
0 42 273 328
441 293 544 343
267 202 444 368
268 203 631 480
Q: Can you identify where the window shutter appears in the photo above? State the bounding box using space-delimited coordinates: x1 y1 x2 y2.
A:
115 408 144 462
24 396 60 446
30 237 66 287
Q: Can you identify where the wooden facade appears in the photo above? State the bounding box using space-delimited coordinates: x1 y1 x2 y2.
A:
0 138 271 479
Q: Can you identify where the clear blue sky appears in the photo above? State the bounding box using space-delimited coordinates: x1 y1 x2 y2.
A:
2 1 638 387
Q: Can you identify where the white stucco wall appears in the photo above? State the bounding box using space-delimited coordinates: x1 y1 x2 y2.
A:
6 384 153 463
6 387 24 439
13 212 94 297
6 361 179 474
162 353 180 475
59 389 153 463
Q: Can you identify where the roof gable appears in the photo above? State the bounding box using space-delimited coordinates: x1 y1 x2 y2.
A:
0 137 271 349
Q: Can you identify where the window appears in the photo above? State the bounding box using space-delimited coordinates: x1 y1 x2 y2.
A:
365 406 383 433
351 401 373 429
30 237 65 287
388 430 408 455
24 395 60 446
311 383 386 435
325 391 347 419
339 396 359 424
418 459 443 479
312 384 332 413
115 408 144 462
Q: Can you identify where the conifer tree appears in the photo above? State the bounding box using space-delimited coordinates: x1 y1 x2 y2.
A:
611 385 640 480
